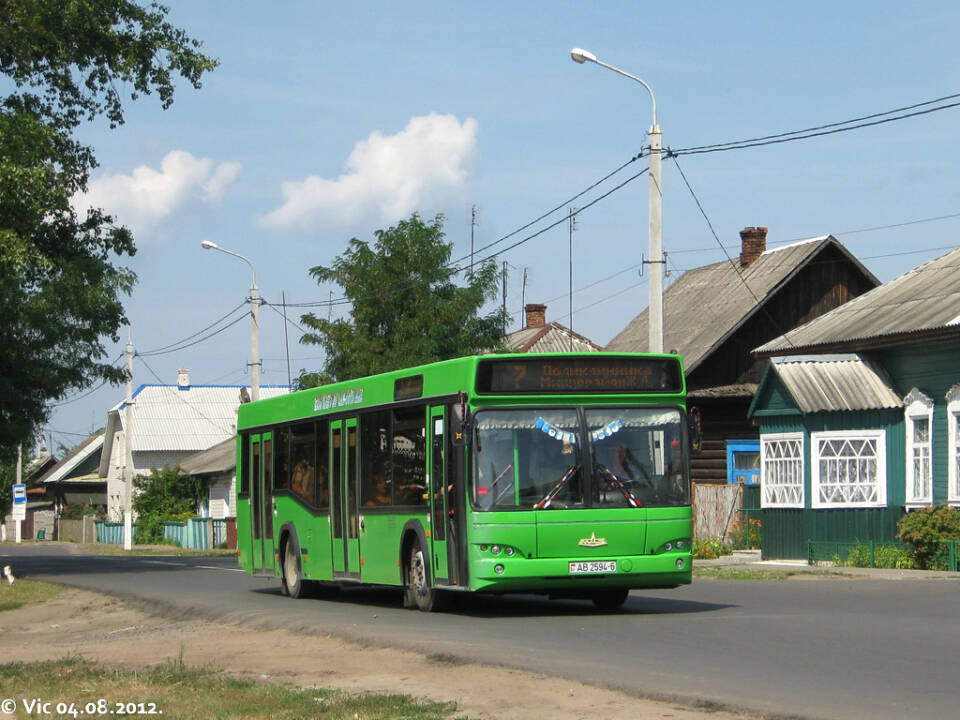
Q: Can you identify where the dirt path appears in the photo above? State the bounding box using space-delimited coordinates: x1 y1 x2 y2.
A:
1 587 757 719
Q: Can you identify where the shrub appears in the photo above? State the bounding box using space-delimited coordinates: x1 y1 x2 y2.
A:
59 502 103 520
693 538 732 559
132 466 205 545
843 543 916 569
896 505 960 570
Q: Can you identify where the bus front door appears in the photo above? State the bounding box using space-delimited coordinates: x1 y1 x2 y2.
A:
330 419 360 578
249 431 275 574
429 409 449 583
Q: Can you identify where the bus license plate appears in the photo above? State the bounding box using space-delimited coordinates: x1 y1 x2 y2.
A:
569 561 617 574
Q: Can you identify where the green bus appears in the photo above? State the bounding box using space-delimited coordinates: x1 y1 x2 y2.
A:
236 353 694 611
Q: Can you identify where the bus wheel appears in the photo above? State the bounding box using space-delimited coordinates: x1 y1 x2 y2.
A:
282 537 305 599
591 588 629 611
405 539 444 612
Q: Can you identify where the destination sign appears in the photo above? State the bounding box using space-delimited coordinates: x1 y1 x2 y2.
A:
476 357 683 395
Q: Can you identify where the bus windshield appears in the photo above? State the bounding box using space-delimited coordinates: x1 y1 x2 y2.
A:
472 407 689 510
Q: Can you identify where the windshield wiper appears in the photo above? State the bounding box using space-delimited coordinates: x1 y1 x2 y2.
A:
533 464 579 509
595 464 644 508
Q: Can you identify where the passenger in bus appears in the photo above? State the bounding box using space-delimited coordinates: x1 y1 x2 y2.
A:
291 458 314 499
364 475 391 506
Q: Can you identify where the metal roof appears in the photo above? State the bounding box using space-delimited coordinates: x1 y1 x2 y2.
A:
504 322 601 353
605 236 878 372
109 385 290 453
756 245 960 355
767 354 902 413
179 437 236 475
40 429 105 484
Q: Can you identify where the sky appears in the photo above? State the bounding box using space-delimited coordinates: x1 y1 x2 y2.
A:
43 0 960 452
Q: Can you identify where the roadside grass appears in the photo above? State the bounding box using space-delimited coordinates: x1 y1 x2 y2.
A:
693 566 849 581
0 579 62 611
71 543 238 558
0 657 465 720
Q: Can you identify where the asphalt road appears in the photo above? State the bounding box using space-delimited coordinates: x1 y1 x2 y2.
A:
3 544 957 720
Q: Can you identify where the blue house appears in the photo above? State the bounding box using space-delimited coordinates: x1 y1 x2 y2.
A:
748 247 960 558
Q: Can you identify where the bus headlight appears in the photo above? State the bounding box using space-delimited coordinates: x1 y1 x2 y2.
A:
504 546 515 556
494 564 505 575
491 545 501 555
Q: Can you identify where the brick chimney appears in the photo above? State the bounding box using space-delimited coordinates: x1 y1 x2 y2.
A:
524 303 547 328
739 226 767 267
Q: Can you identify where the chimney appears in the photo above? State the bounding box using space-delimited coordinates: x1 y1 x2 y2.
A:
739 226 767 267
177 367 190 390
524 303 547 328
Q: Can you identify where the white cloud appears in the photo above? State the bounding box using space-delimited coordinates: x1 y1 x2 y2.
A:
260 113 478 232
74 151 242 236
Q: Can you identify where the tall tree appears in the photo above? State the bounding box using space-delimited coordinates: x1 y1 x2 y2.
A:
0 1 217 473
299 213 508 384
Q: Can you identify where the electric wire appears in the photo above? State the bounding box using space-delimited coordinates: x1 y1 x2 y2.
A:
137 301 247 356
135 353 234 434
137 312 250 357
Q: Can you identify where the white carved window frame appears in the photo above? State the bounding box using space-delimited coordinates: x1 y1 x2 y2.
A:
760 432 805 508
810 430 886 509
904 388 934 508
947 384 960 506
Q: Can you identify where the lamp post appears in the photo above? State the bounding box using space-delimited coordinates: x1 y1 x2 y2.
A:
201 240 260 401
570 47 664 353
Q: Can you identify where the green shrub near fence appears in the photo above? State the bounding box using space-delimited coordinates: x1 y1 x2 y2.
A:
896 505 960 570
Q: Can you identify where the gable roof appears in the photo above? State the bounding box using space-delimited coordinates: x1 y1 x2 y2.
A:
605 236 878 373
755 245 960 356
504 322 602 353
749 354 902 417
98 384 290 476
39 429 105 484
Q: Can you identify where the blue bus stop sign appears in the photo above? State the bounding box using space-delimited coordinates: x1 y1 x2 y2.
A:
12 483 26 503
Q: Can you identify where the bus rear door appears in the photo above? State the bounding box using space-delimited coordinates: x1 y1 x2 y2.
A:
249 431 275 574
330 418 361 578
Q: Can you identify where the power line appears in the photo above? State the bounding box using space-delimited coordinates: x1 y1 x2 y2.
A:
672 155 796 348
672 95 960 156
138 301 247 356
138 312 249 357
135 353 234 435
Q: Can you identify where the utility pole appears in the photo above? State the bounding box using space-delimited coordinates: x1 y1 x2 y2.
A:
521 268 528 320
569 207 578 352
15 444 21 544
282 290 292 387
123 338 134 551
501 261 508 334
470 205 479 278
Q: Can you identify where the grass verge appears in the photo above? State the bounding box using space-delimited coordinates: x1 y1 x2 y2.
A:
0 579 62 611
0 657 464 720
693 566 848 581
72 543 238 557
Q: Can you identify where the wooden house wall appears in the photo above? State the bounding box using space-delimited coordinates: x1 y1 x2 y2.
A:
688 245 877 390
872 338 960 505
689 396 754 483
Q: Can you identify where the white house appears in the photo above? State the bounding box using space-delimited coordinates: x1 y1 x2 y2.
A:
98 368 289 520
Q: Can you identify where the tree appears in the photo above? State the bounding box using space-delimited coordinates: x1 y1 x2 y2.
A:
299 213 508 383
0 1 217 462
132 465 205 544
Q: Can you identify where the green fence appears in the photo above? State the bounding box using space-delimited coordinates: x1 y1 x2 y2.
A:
808 539 960 571
93 520 136 545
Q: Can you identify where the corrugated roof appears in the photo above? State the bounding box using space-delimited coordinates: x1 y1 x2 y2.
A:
504 322 601 353
605 236 878 372
180 437 236 475
768 354 902 413
756 246 960 355
40 430 105 484
111 385 290 453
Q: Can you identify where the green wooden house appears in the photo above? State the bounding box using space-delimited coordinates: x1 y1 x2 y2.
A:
748 247 960 558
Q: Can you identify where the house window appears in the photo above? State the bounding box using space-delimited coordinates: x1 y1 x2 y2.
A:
947 385 960 506
727 440 760 485
904 389 933 507
760 433 804 508
811 430 886 508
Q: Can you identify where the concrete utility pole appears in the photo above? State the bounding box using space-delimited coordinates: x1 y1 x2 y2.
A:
571 47 664 353
15 444 22 544
123 339 134 551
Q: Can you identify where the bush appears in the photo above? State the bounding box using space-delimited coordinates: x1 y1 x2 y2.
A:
59 502 104 520
843 543 916 569
896 505 960 570
693 538 732 559
132 466 205 545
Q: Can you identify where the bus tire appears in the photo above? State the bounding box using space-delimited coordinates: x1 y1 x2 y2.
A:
282 534 306 599
405 538 445 612
591 587 630 611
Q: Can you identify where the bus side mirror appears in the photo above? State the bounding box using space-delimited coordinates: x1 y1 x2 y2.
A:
451 392 470 447
687 407 702 453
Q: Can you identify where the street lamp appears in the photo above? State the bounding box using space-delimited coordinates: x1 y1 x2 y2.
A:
570 47 664 353
200 240 261 401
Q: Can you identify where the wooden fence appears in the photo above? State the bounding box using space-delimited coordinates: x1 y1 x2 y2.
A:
692 482 742 541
